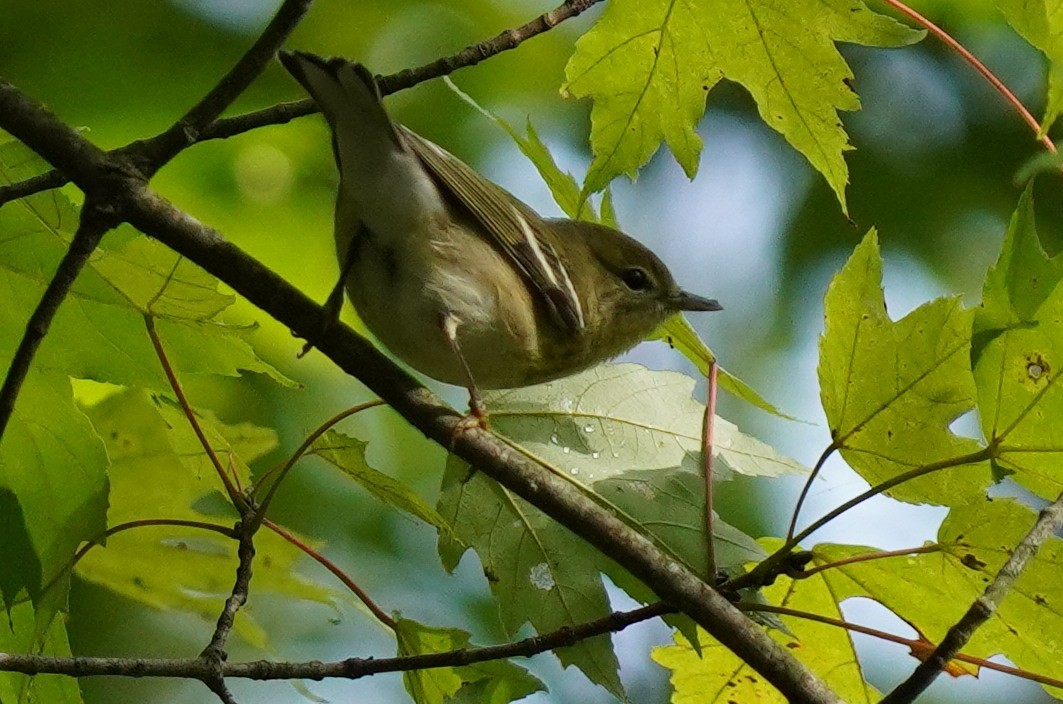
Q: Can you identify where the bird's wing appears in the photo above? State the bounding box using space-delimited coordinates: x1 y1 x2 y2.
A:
401 127 585 334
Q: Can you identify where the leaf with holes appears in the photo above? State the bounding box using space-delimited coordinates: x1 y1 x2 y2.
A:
973 186 1063 499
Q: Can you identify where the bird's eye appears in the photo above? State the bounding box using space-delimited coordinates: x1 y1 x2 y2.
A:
621 267 651 291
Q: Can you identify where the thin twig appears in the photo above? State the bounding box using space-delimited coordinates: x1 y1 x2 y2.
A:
881 0 1057 152
0 0 604 206
732 446 994 591
743 603 1063 691
0 169 68 207
0 202 113 442
703 360 718 579
376 0 603 96
789 448 993 549
787 443 838 543
264 518 397 630
200 523 256 663
253 400 385 524
207 0 605 141
0 601 672 682
880 489 1063 703
144 316 246 510
798 544 941 578
152 317 262 683
131 0 313 172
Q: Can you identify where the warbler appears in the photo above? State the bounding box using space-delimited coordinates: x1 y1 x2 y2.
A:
279 51 720 419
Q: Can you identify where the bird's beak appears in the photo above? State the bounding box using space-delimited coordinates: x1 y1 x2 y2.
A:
671 290 722 312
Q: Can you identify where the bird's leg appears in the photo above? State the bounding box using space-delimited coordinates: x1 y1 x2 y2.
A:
298 238 360 358
441 312 489 432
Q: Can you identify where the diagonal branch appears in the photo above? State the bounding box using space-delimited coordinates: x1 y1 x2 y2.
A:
0 201 115 441
129 0 312 173
0 79 840 704
0 0 605 206
206 0 606 141
880 489 1063 704
0 0 311 441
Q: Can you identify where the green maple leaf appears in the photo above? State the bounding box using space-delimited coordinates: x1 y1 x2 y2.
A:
973 186 1063 498
74 390 339 648
563 0 923 210
0 140 290 613
310 429 449 531
437 364 782 695
815 497 1063 694
438 464 622 696
480 364 805 484
0 602 83 704
996 0 1063 135
0 374 108 614
394 618 545 704
819 230 991 504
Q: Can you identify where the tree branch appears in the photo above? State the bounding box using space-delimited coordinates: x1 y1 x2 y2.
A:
0 0 604 205
204 0 606 141
0 169 68 206
0 0 310 440
0 602 672 682
0 202 115 441
732 446 994 592
129 0 312 173
880 489 1063 703
200 522 257 665
0 80 840 704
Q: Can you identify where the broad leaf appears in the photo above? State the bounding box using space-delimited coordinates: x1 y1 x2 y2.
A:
815 497 1063 694
394 618 545 704
973 186 1063 498
75 390 339 648
654 538 878 703
310 429 449 531
819 231 990 504
563 0 923 209
438 364 788 694
0 602 83 704
437 464 623 696
0 374 108 610
483 364 806 484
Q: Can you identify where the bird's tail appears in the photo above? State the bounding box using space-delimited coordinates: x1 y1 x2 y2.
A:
278 50 404 179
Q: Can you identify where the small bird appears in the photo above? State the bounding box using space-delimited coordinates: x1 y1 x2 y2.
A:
279 51 720 421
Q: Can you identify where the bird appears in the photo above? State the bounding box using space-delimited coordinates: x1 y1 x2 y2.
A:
279 50 720 421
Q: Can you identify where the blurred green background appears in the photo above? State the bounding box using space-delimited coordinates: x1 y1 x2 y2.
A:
2 0 1061 702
